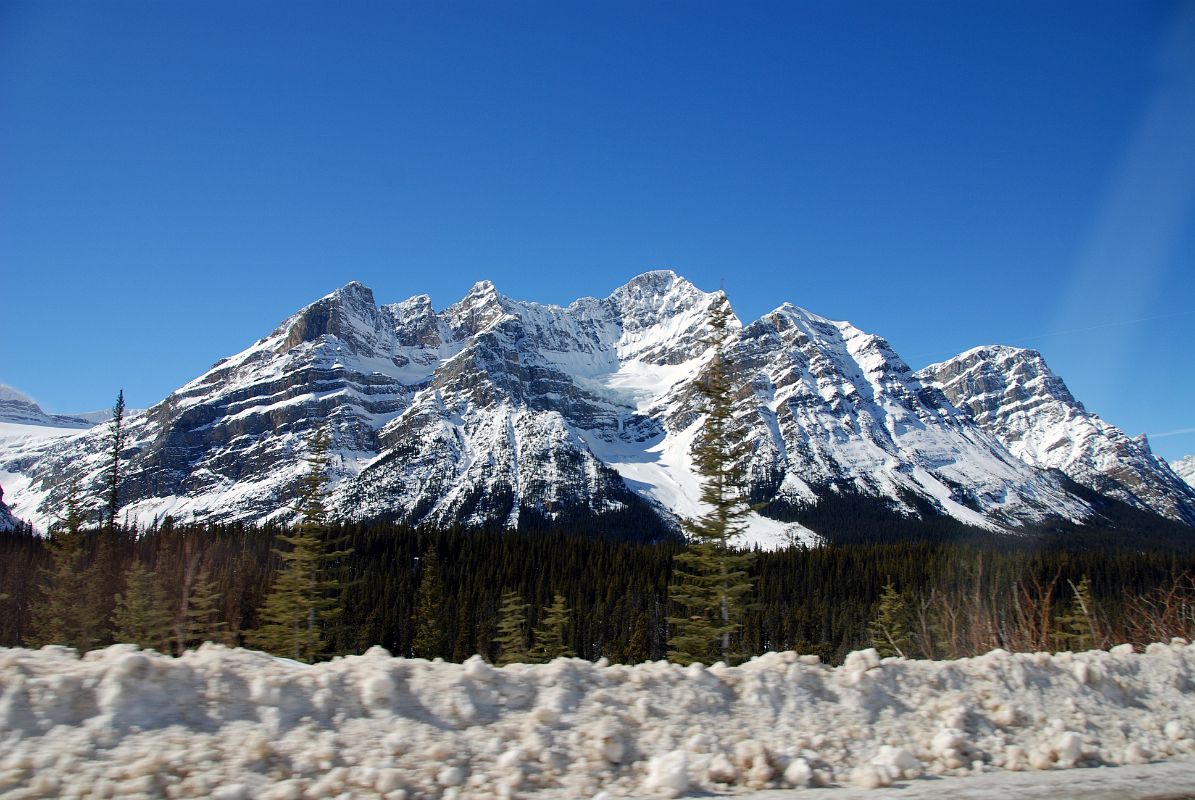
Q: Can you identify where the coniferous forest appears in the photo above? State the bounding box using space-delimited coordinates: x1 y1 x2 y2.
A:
5 374 1195 666
3 517 1195 666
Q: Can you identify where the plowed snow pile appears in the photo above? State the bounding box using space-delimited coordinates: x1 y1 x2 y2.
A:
2 642 1195 798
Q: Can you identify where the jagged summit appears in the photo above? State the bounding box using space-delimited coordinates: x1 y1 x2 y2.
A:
1 272 1188 543
918 346 1195 525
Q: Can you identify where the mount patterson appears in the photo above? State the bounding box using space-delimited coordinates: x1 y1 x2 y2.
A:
2 271 1192 546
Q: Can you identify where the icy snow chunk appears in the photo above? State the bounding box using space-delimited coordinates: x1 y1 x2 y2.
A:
1053 731 1083 767
991 703 1020 727
462 654 495 681
212 784 249 800
932 728 968 756
851 763 894 789
437 765 464 787
706 753 737 783
844 648 882 672
360 673 395 708
873 745 922 779
783 757 813 787
1124 742 1152 764
644 750 690 797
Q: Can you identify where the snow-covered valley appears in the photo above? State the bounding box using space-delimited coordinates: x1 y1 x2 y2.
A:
3 641 1195 799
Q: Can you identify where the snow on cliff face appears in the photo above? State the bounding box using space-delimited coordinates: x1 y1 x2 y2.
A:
1174 456 1195 488
918 346 1195 526
0 482 18 531
0 384 95 429
3 642 1195 798
0 272 1152 542
725 308 1087 530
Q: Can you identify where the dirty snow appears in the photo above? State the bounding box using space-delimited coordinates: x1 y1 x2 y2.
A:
3 642 1195 798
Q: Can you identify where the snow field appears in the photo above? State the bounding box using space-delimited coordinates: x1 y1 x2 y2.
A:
2 641 1195 798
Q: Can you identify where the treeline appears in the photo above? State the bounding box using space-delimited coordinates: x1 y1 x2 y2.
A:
3 518 1195 665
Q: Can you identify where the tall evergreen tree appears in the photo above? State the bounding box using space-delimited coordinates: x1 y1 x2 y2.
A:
178 565 228 649
623 611 650 663
494 590 529 666
1054 576 1098 652
529 592 575 662
106 389 126 529
668 295 755 664
28 482 106 650
411 545 445 658
246 429 352 662
112 561 173 651
870 581 913 658
452 594 475 662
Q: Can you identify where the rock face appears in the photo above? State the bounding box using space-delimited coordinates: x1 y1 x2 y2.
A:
0 482 19 532
1175 456 1195 489
5 272 1189 544
917 346 1195 526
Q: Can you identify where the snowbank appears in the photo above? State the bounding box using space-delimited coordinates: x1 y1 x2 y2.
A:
2 642 1195 798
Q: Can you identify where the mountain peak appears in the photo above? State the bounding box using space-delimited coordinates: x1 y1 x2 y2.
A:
444 279 512 337
0 384 35 405
623 268 679 288
918 346 1195 525
6 274 1192 540
608 270 710 310
0 384 94 429
939 344 1041 367
327 280 377 306
282 281 382 352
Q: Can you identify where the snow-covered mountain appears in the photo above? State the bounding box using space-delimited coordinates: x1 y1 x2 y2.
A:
0 385 96 429
1174 456 1195 489
7 272 1188 545
917 346 1195 526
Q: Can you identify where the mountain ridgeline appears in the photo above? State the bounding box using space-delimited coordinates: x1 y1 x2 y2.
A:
2 271 1192 545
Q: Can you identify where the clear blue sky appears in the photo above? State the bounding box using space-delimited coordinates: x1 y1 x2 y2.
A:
2 1 1193 460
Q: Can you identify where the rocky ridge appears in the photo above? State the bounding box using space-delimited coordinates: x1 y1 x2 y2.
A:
2 273 1187 545
0 385 94 430
0 483 18 532
917 346 1195 526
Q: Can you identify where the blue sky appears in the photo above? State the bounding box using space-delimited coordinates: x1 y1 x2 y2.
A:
2 1 1193 460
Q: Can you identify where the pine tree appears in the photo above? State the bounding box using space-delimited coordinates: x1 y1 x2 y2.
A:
411 545 445 658
1054 576 1098 652
106 389 126 529
494 590 529 666
668 294 756 665
246 429 352 662
623 611 650 663
178 565 228 649
28 483 106 650
112 561 173 651
529 592 575 662
870 581 913 658
452 595 474 662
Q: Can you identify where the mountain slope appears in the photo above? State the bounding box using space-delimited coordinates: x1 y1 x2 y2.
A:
0 481 19 531
1174 456 1195 488
917 346 1195 526
0 385 95 429
9 272 1184 545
